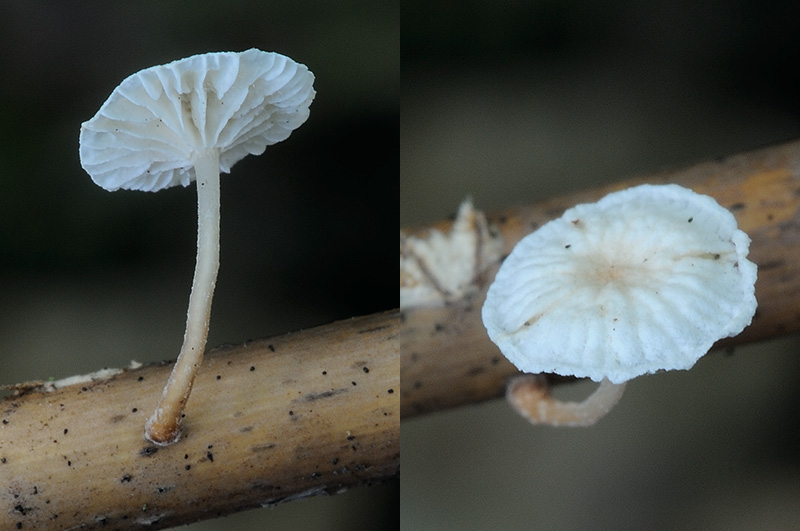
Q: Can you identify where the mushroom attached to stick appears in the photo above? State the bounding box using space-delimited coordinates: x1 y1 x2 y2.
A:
482 184 757 426
79 49 315 445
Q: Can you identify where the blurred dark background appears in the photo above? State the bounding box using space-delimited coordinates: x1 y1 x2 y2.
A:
0 2 397 530
401 1 800 530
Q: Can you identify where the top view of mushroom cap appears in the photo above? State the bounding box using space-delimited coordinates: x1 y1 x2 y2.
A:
482 184 757 384
79 48 314 192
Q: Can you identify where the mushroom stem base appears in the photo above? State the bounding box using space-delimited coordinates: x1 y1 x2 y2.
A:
506 375 626 427
145 148 221 446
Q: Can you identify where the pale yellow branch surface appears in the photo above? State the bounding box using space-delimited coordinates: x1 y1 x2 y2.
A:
1 310 399 530
401 139 800 418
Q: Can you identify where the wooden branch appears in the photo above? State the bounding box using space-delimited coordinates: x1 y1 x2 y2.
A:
401 139 800 419
1 310 399 530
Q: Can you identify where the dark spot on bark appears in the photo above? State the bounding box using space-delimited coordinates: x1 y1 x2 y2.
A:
1 457 6 464
388 389 394 394
358 324 391 334
139 446 159 457
289 410 294 415
63 429 68 435
351 381 357 386
268 344 275 352
758 260 783 271
251 443 276 453
687 217 693 223
185 465 191 470
250 366 255 371
132 408 138 413
110 415 125 423
207 452 214 462
322 370 327 375
302 388 347 401
729 202 746 210
434 323 444 332
565 244 571 249
362 367 369 373
121 474 132 482
216 375 221 380
138 376 144 382
467 366 485 376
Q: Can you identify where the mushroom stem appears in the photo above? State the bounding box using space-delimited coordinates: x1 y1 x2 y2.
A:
506 375 626 427
145 148 221 445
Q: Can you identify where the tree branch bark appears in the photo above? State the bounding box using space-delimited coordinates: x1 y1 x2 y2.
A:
1 310 399 530
401 139 800 418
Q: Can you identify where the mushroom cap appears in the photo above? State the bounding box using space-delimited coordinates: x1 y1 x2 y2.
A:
482 184 757 384
79 49 315 192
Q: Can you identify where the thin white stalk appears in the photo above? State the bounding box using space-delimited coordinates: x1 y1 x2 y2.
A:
506 375 627 427
145 148 221 445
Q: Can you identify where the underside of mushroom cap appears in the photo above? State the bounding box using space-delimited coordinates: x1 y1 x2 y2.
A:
79 48 315 192
481 184 758 384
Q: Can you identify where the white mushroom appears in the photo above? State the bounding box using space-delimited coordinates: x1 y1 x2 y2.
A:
482 184 757 426
79 49 315 445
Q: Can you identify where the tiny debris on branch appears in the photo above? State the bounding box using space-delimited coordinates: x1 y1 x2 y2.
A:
1 361 143 396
